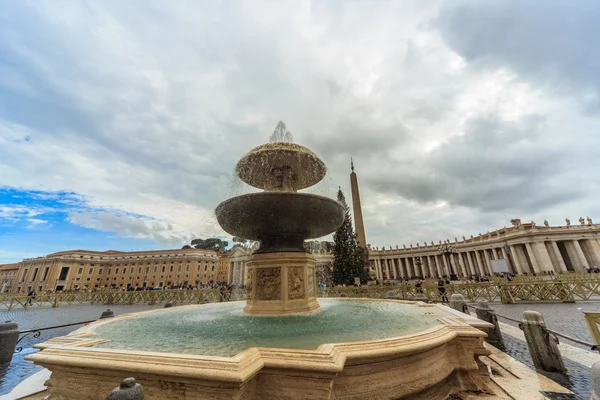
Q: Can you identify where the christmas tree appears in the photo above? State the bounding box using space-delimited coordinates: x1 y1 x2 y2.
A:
333 188 370 285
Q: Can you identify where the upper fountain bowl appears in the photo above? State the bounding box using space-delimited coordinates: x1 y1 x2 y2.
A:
235 142 326 192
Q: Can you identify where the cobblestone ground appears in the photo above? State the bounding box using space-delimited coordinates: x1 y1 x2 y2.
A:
0 304 164 395
495 336 589 400
490 301 600 350
482 302 600 399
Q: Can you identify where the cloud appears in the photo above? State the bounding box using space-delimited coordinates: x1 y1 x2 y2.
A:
1 0 599 260
67 211 191 246
436 0 600 112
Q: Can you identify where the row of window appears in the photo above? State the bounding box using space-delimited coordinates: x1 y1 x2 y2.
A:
76 264 216 275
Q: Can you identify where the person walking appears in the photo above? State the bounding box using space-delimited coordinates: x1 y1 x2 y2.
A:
27 290 36 306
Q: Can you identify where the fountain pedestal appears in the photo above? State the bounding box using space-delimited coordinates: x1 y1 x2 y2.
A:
244 252 320 315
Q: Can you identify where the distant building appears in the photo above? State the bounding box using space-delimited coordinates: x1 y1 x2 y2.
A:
0 263 19 293
11 248 218 293
215 251 231 284
369 219 600 280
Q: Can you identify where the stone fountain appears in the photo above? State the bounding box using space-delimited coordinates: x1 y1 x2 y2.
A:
216 121 344 314
25 122 496 399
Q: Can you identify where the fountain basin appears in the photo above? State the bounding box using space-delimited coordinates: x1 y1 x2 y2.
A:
215 193 345 253
27 299 492 399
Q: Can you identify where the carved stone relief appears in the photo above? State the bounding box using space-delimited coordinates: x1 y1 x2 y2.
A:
256 267 281 300
288 267 304 300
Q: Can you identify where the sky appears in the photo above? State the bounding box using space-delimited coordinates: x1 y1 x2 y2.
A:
1 1 600 263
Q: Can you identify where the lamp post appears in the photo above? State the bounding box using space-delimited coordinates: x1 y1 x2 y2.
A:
437 241 458 280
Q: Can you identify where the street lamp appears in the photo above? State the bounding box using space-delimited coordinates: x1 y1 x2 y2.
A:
437 241 458 280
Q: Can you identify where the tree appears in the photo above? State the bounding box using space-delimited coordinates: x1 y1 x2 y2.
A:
183 238 229 251
332 189 370 285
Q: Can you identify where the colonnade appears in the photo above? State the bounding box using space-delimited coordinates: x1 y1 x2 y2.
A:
371 238 600 279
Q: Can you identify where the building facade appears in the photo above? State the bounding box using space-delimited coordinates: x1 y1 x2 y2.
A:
215 252 231 284
12 248 219 293
369 219 600 280
0 263 19 293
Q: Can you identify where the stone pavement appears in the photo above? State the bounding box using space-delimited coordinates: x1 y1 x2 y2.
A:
0 304 164 395
491 302 600 350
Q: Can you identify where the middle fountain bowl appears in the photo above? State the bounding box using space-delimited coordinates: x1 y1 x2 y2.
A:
215 192 345 253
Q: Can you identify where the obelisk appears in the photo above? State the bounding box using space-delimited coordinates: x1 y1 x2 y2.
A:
350 158 367 248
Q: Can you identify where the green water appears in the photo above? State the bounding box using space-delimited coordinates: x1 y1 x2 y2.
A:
93 299 440 357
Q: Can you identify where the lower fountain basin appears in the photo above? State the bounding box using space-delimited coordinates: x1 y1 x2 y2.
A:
27 299 492 400
215 193 345 252
92 299 438 356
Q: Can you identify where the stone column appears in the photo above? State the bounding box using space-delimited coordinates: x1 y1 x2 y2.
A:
413 257 422 277
474 251 485 276
509 245 524 274
429 256 436 278
524 243 541 273
573 240 591 269
438 255 445 277
549 242 568 273
483 250 493 275
466 252 475 277
532 242 554 272
586 239 600 268
456 253 469 277
500 247 513 274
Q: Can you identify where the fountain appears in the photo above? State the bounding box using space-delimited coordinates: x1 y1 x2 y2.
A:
215 121 344 314
26 123 494 399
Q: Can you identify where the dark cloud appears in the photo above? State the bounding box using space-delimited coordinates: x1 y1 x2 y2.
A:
436 0 600 112
368 114 588 212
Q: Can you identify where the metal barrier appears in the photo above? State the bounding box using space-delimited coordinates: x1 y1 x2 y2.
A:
14 320 96 353
0 288 247 310
320 280 600 304
2 279 600 310
467 304 599 353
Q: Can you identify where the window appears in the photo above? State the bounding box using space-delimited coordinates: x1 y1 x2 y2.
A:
32 268 39 281
170 266 173 272
108 268 112 274
115 268 119 274
211 266 215 272
78 268 83 274
99 269 103 275
88 268 93 274
130 267 134 274
42 267 49 281
162 266 165 273
178 265 181 272
154 266 158 272
138 267 142 273
204 265 208 272
186 265 189 271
